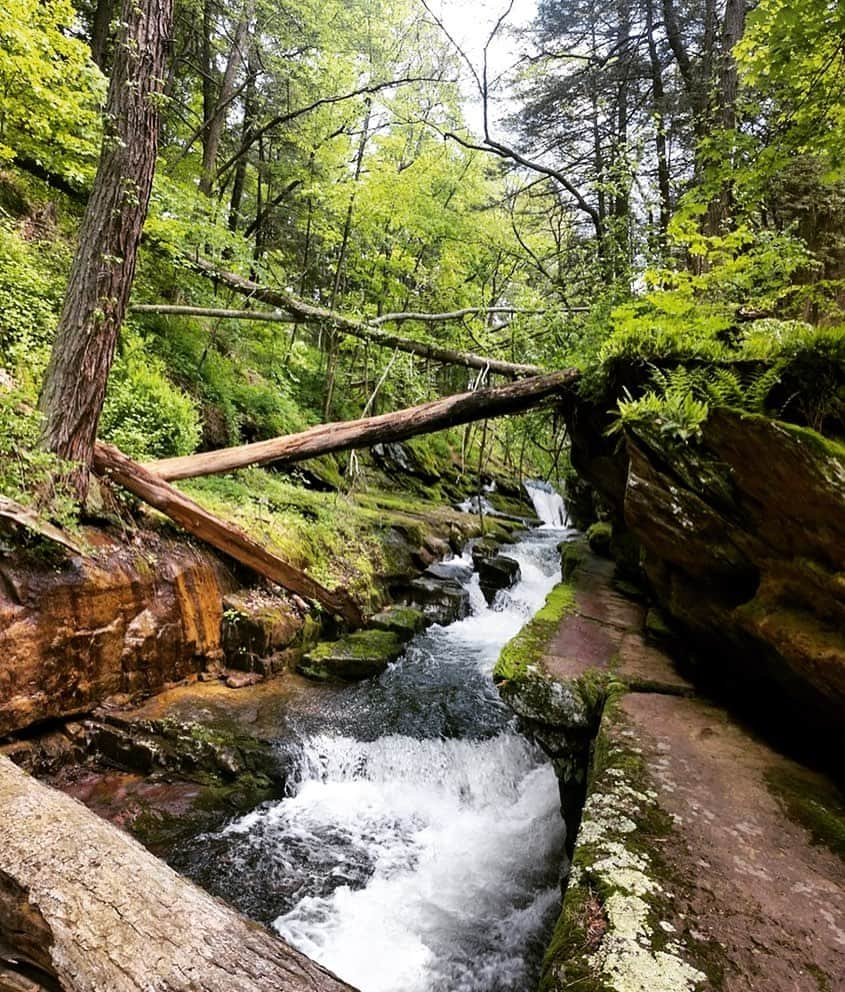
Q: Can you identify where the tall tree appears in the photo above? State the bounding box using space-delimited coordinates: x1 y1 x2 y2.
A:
39 0 173 498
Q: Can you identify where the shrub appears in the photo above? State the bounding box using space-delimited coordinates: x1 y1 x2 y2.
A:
99 338 201 460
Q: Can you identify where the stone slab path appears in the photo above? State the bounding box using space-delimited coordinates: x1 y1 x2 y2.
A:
536 548 845 992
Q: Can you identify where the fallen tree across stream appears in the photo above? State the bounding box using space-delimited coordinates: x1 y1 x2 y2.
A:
0 755 358 992
177 256 545 378
92 442 362 626
142 369 578 481
92 371 576 624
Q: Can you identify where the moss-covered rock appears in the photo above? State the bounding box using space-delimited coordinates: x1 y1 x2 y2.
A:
298 629 406 681
560 537 589 581
494 583 577 684
368 606 429 640
220 591 304 672
587 521 613 557
540 693 708 992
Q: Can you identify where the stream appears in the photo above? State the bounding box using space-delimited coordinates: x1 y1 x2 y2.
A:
172 488 574 992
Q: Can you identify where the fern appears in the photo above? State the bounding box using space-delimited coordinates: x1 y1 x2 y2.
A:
609 361 784 445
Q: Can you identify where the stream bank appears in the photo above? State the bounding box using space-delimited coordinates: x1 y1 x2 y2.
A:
495 542 845 992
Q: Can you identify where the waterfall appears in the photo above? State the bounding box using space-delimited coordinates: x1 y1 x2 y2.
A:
523 479 568 528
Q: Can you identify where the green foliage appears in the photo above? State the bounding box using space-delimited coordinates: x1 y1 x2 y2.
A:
0 0 104 184
737 0 845 174
0 381 78 527
99 337 201 460
612 363 791 445
0 220 66 365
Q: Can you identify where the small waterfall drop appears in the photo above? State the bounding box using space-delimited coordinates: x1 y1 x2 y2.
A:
524 479 568 528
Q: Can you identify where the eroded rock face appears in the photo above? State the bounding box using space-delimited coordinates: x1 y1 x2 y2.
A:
0 542 234 736
563 400 845 726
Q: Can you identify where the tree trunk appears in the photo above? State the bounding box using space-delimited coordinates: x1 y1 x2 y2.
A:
91 443 362 625
141 369 578 481
39 0 173 500
199 2 253 197
89 0 115 71
646 0 672 239
0 756 358 992
182 256 544 378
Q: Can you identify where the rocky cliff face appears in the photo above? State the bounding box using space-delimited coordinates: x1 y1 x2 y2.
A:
563 400 845 730
0 540 234 736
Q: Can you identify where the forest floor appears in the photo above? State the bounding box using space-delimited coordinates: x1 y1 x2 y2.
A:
538 552 845 992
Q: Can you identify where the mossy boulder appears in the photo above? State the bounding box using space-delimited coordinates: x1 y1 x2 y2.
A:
220 591 304 672
368 606 429 640
298 629 406 681
560 537 589 581
586 522 613 558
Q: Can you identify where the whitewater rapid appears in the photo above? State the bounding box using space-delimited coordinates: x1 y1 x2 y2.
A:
174 491 575 992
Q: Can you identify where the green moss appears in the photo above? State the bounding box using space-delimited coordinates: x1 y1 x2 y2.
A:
369 606 428 639
299 628 405 681
775 418 845 462
560 537 589 580
764 765 845 861
587 521 613 557
494 582 576 682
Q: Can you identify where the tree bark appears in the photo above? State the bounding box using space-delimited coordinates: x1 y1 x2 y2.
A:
89 0 115 71
39 0 173 499
141 369 578 481
91 443 362 625
199 3 253 197
183 256 544 378
0 756 358 992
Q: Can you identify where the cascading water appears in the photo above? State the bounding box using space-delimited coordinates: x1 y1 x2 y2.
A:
172 515 577 992
524 480 568 528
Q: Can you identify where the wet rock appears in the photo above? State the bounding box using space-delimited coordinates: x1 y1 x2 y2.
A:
298 629 406 681
406 575 471 625
0 540 234 736
81 713 284 785
470 537 501 570
426 559 474 584
221 590 304 672
498 670 592 730
477 555 521 604
369 606 429 640
224 671 264 689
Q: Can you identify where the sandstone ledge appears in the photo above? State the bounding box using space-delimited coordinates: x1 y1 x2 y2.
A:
496 548 845 992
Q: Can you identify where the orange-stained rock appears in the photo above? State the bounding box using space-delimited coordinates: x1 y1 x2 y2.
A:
0 538 236 736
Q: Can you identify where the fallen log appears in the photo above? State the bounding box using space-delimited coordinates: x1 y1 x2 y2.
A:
0 756 358 992
183 256 544 378
92 443 362 626
143 369 579 482
0 495 84 555
130 302 549 326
